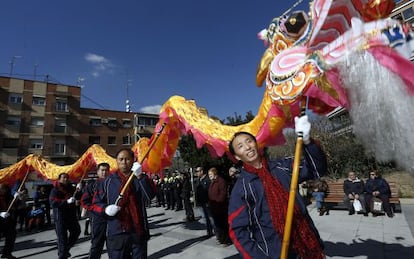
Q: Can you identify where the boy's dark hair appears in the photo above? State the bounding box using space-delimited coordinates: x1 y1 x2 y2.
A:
228 131 257 155
58 172 69 179
97 162 110 170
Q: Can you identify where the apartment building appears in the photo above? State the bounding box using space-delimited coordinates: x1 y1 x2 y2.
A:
392 0 414 61
392 0 414 24
0 76 158 168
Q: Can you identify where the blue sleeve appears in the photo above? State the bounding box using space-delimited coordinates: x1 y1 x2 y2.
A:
137 174 156 201
80 183 94 210
300 140 327 181
378 179 390 195
92 179 108 216
275 139 327 183
49 188 68 209
228 184 270 258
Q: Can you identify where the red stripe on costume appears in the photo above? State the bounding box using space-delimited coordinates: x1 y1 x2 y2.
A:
228 205 251 259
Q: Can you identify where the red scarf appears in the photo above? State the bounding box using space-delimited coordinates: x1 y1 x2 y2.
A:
244 158 324 259
117 172 143 235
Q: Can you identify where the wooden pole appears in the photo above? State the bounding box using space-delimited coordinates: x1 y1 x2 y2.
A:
280 106 307 259
7 168 30 213
115 122 166 205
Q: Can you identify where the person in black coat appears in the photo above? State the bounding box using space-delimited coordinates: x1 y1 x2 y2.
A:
0 183 18 259
181 171 195 221
343 171 367 215
49 173 82 259
365 171 393 217
195 166 214 237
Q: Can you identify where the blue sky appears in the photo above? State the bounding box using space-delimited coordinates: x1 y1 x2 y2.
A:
1 0 310 120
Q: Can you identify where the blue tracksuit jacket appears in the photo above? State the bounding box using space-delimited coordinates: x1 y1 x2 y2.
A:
228 140 326 259
93 172 155 239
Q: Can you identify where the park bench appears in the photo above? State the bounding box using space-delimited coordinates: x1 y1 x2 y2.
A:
321 181 401 213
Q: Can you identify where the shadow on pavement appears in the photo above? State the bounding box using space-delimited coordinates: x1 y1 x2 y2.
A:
149 218 169 225
150 221 183 229
325 238 414 259
148 212 166 218
14 238 56 251
183 221 208 231
72 249 107 259
18 247 57 258
148 235 210 259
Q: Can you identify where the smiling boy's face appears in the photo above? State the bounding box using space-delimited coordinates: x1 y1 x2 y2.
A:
231 133 260 166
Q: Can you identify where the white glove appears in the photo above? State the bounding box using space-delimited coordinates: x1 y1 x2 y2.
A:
76 183 83 190
131 162 143 177
294 115 311 142
67 197 76 204
13 192 21 199
105 204 121 216
0 212 10 218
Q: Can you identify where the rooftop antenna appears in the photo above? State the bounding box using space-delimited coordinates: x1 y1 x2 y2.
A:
77 77 85 88
126 79 132 112
34 63 39 80
9 55 22 76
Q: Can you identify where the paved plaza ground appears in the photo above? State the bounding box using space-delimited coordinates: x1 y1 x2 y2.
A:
2 199 414 258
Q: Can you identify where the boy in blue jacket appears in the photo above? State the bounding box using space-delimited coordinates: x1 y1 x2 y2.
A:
228 115 326 259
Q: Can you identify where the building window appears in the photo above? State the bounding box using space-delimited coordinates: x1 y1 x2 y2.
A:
89 118 102 126
31 117 44 127
30 139 43 149
6 116 21 126
32 96 46 106
3 138 19 148
55 141 66 155
9 93 23 104
108 119 118 127
89 136 101 145
402 6 414 21
137 117 158 126
122 135 131 145
55 119 67 133
108 136 116 145
56 99 68 112
122 119 132 128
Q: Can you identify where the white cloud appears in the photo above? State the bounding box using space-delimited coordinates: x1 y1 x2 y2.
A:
139 105 162 114
84 53 113 77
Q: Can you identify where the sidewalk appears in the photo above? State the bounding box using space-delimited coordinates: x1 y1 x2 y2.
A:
2 202 414 258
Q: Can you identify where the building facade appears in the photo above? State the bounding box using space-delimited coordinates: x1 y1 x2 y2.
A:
392 0 414 61
0 76 158 168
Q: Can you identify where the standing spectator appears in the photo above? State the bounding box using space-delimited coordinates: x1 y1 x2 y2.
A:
181 171 195 222
93 148 155 259
154 175 165 207
0 183 18 259
168 176 176 211
80 162 110 259
174 172 183 211
15 187 29 232
34 185 51 227
343 171 367 216
227 166 239 196
227 115 326 259
49 173 82 259
365 171 393 217
208 167 231 246
164 176 172 210
195 166 214 237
